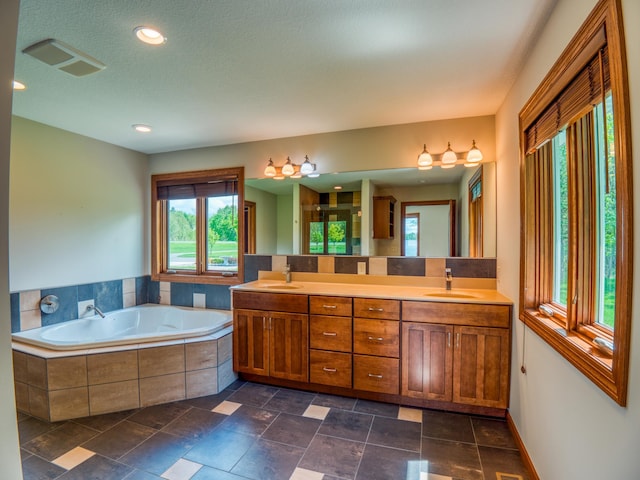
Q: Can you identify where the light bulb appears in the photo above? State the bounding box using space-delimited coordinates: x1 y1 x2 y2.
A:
264 159 276 177
441 142 457 165
300 155 315 175
417 144 433 167
282 157 295 176
466 140 483 163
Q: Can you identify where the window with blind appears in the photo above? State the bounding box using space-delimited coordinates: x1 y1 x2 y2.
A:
519 0 632 406
151 167 245 285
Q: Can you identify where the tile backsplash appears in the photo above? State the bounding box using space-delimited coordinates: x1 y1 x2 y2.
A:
10 254 496 333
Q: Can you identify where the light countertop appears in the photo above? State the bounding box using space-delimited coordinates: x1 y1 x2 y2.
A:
232 279 512 305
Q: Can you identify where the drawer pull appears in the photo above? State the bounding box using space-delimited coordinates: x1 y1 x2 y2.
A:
456 332 460 348
368 307 384 312
323 367 337 373
322 332 338 336
367 336 384 342
447 332 451 348
322 304 337 309
367 373 383 379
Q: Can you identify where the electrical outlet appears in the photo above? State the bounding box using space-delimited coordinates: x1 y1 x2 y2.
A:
357 262 367 275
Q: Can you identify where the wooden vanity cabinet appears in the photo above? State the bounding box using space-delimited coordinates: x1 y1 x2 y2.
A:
353 298 400 395
233 291 309 382
309 296 353 388
401 301 511 409
372 196 397 239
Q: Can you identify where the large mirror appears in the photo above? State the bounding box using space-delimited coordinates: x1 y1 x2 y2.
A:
245 162 496 258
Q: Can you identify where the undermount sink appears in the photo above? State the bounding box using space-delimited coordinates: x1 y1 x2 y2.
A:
261 284 302 290
423 291 479 299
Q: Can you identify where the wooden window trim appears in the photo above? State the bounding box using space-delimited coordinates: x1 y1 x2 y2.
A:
519 0 632 405
151 167 245 286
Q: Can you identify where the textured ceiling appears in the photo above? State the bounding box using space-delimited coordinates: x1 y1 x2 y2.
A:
12 0 556 154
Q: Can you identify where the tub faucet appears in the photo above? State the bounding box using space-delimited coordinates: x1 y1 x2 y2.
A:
445 268 453 291
87 305 105 318
284 264 292 283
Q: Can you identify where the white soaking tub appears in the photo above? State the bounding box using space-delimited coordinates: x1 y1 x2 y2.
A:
12 303 232 351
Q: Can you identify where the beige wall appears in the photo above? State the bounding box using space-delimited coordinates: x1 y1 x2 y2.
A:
1 0 25 477
9 117 149 291
244 185 278 254
496 0 640 478
149 115 496 179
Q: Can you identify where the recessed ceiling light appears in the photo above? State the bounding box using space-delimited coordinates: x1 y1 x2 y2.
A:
134 26 166 45
12 80 26 90
333 185 343 190
132 124 152 133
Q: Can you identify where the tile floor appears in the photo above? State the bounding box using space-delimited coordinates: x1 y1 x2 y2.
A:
18 380 532 480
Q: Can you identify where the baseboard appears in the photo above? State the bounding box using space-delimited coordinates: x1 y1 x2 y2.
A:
506 411 540 480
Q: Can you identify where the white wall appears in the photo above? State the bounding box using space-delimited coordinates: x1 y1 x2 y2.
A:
245 185 277 254
9 117 149 291
1 0 26 477
496 0 640 478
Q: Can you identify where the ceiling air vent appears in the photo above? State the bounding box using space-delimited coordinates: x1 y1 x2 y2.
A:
22 39 105 77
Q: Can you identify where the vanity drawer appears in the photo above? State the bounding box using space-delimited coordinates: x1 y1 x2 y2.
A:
310 316 352 352
353 355 399 394
353 298 400 320
233 290 308 313
353 319 399 358
402 301 510 328
310 296 353 316
310 350 352 388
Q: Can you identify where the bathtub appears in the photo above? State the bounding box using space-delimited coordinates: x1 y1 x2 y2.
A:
12 303 232 351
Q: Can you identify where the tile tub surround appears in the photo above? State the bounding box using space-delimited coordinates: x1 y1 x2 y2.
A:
13 331 236 422
17 381 533 480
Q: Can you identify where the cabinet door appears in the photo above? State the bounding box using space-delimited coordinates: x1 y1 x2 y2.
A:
453 326 510 408
269 312 309 382
401 323 453 401
233 309 269 376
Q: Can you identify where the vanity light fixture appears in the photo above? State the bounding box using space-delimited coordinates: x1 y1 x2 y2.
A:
263 155 317 179
132 124 152 133
416 141 483 169
12 80 26 90
134 26 166 45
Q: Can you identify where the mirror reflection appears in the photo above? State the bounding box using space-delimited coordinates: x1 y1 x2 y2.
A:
245 163 496 258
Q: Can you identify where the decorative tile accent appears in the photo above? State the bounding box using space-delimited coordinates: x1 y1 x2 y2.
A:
290 467 325 480
398 407 423 423
123 292 136 308
426 257 446 277
40 286 77 326
20 309 42 331
78 299 94 319
161 458 203 480
136 275 150 304
52 446 95 470
212 400 242 415
272 255 288 273
10 292 20 333
94 280 124 313
288 255 318 273
123 278 135 294
387 257 426 276
446 258 496 279
368 257 387 276
317 256 335 274
303 405 330 420
160 281 171 305
20 290 41 312
193 293 206 308
77 283 94 302
171 283 194 307
244 254 272 282
335 256 367 274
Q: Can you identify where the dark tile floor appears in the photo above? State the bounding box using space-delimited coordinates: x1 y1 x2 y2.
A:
18 380 532 480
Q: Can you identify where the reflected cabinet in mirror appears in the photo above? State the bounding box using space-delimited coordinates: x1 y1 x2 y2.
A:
245 162 496 258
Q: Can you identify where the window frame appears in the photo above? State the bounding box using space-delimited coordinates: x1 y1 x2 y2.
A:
151 167 245 286
518 0 632 405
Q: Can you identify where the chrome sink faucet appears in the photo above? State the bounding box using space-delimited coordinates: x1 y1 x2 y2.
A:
284 264 292 283
86 304 105 318
445 268 453 290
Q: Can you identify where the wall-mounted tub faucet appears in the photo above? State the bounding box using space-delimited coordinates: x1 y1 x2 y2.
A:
445 268 453 291
86 304 105 318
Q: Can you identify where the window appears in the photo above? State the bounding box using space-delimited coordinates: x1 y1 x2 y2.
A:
152 167 244 285
519 0 632 405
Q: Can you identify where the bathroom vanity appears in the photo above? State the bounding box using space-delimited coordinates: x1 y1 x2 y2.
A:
232 279 512 417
